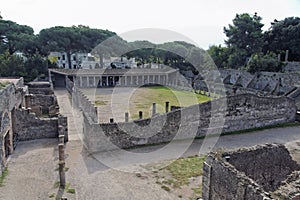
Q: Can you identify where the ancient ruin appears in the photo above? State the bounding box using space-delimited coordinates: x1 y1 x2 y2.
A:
0 78 68 173
202 144 300 200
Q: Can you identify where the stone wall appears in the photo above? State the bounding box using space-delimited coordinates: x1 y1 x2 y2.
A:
72 87 98 123
0 80 25 173
27 82 54 95
202 144 300 200
14 109 67 141
14 109 58 140
31 94 58 116
284 62 300 73
195 69 300 96
80 94 296 152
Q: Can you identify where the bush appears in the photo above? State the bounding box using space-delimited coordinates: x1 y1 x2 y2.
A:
246 52 282 73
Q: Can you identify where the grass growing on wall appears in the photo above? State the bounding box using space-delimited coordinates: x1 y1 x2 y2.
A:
0 167 9 186
0 81 10 90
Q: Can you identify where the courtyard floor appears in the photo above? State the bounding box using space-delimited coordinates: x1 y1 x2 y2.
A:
81 86 211 122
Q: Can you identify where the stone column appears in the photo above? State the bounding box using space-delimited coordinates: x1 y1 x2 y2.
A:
125 112 129 122
106 76 109 87
114 76 117 86
165 101 169 113
152 103 156 116
94 76 96 87
285 50 289 62
58 143 66 187
158 75 161 84
166 74 169 85
80 76 83 87
99 76 102 87
87 76 90 87
125 76 128 86
94 107 98 123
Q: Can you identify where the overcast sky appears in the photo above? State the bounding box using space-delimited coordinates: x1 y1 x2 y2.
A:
2 0 300 49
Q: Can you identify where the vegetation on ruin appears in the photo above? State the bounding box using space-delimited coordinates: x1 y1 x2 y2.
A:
94 100 107 106
0 167 8 187
0 81 9 89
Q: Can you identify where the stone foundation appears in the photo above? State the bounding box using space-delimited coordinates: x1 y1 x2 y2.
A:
202 144 300 200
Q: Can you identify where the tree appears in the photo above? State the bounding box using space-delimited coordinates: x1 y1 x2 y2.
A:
246 52 282 73
0 51 25 77
0 20 37 55
207 45 229 68
264 17 300 61
23 54 48 82
38 26 116 68
224 13 264 68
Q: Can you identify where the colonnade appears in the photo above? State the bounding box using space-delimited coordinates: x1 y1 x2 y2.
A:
76 74 177 87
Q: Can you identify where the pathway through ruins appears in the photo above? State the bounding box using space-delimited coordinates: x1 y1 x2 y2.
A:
0 88 299 199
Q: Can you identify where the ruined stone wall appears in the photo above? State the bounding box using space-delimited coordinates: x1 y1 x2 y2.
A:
0 81 25 173
284 62 300 73
28 82 54 95
196 70 300 96
73 87 98 123
226 144 300 192
202 154 272 200
81 94 296 152
202 144 300 200
247 72 300 95
14 109 59 141
66 77 74 94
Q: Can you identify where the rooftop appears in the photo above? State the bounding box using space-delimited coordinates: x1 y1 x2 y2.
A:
49 67 178 76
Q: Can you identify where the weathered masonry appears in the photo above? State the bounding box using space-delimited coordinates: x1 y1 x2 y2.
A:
72 88 296 152
49 67 180 88
202 144 300 200
0 78 26 173
0 78 68 173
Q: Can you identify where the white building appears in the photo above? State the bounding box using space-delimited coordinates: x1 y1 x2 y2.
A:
49 51 138 70
48 52 94 69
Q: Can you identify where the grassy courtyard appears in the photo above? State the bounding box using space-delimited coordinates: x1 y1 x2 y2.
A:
128 86 211 119
89 86 211 121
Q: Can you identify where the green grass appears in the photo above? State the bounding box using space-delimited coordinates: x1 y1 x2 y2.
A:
54 181 75 194
48 193 55 198
0 81 10 90
94 100 107 106
128 86 211 119
0 167 8 187
164 156 206 188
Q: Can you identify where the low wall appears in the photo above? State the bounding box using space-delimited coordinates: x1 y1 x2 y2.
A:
284 62 300 73
14 109 67 141
82 94 296 152
202 144 300 200
73 87 98 123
